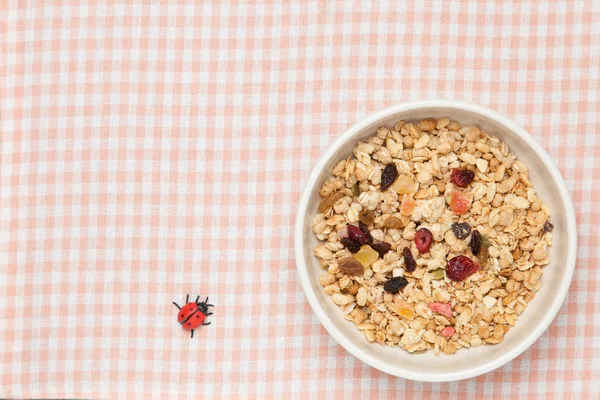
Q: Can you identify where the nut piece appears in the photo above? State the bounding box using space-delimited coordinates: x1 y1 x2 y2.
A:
338 257 365 276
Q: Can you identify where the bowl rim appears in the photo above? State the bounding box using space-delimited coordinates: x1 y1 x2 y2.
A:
294 99 577 382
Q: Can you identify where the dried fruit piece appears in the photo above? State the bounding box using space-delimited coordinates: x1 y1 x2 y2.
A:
543 221 554 232
397 306 415 320
391 174 416 194
353 245 379 268
400 194 416 216
318 191 344 213
431 269 445 280
476 234 491 265
383 276 408 294
341 238 361 253
446 255 479 282
358 221 373 245
441 326 455 339
383 216 405 229
371 242 391 257
347 225 367 245
402 247 416 272
451 222 471 240
358 209 375 226
351 183 360 197
451 168 475 188
339 257 365 276
449 191 471 215
380 163 398 191
415 228 433 253
470 230 482 255
428 302 452 318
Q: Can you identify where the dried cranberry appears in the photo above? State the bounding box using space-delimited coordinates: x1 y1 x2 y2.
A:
451 222 471 240
451 168 475 188
543 221 554 232
371 242 391 257
446 255 479 281
341 238 361 253
470 230 482 255
380 163 398 191
347 225 367 245
358 221 373 245
403 247 416 272
383 276 408 294
415 228 433 253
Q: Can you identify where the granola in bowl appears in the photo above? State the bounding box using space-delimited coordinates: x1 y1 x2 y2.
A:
312 118 553 355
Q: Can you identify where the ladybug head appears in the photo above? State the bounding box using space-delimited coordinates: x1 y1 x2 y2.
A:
197 301 209 314
194 296 213 314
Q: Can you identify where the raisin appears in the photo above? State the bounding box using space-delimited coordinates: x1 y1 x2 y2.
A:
351 183 360 197
380 163 398 191
347 225 367 245
371 242 391 257
403 247 416 272
451 168 475 188
451 222 471 240
383 216 405 229
470 230 482 255
543 221 554 232
383 276 409 294
341 238 361 253
476 234 491 265
339 257 365 276
446 255 479 282
358 209 375 226
358 221 373 245
318 191 344 213
415 228 433 253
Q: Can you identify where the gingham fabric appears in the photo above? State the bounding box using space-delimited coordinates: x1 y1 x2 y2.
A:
1 1 599 398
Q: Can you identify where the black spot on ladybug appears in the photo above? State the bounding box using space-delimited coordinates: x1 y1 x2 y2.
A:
187 322 191 326
196 315 200 318
181 313 184 317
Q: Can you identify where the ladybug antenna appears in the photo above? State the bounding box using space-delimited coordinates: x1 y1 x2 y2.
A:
172 302 181 310
195 295 200 304
186 294 189 303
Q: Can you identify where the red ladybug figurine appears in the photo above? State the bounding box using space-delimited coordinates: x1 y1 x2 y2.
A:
173 294 213 338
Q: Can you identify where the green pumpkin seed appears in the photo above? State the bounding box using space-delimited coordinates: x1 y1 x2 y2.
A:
431 269 445 280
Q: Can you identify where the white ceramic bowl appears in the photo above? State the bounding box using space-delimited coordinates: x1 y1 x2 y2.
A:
295 100 576 382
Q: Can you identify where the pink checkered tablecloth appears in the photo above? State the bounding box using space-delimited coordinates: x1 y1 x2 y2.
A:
1 1 599 398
